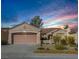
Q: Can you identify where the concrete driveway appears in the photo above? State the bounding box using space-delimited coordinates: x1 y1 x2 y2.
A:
1 45 78 59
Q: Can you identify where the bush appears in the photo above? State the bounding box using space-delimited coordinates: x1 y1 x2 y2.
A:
45 47 50 50
1 40 8 45
55 44 66 50
74 44 78 51
37 47 45 50
67 35 75 46
60 39 67 45
53 34 61 45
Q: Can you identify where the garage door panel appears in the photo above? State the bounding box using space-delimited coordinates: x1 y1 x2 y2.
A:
13 33 37 44
27 35 37 43
14 35 26 44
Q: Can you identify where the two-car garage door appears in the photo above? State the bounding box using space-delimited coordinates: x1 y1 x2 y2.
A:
13 33 37 44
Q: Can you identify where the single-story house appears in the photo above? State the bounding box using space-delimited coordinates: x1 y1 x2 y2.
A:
1 22 61 45
2 22 40 45
1 22 78 45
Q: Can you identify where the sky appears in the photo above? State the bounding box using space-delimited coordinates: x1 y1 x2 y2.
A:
1 0 78 28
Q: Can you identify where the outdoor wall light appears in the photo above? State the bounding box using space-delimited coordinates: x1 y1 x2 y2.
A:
23 30 27 33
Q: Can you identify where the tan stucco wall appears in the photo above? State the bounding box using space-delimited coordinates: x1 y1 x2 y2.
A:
8 23 40 45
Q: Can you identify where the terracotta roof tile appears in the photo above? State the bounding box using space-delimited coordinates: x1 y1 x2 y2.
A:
41 28 61 34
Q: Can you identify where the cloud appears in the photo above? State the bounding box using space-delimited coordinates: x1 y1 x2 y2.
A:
68 23 78 28
43 14 78 28
43 14 77 24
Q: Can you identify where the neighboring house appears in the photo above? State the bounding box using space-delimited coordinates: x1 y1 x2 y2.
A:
1 28 9 44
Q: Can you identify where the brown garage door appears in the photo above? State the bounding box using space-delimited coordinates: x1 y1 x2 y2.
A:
13 33 37 44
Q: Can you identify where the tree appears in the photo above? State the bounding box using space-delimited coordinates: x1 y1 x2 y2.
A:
30 16 43 47
30 16 43 28
64 25 68 29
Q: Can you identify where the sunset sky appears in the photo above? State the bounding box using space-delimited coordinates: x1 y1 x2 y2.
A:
2 0 78 28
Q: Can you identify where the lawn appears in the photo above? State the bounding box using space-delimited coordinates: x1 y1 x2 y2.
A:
34 49 77 54
34 44 78 54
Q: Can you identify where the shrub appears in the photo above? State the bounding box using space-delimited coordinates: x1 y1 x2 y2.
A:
45 47 50 50
1 39 8 45
67 35 75 46
75 47 78 51
55 44 66 50
40 37 48 46
53 34 61 45
37 47 45 50
60 39 67 45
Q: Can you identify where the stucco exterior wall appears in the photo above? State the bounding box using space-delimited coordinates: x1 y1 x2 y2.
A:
8 23 40 45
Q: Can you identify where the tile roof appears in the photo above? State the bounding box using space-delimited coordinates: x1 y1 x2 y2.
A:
41 28 61 34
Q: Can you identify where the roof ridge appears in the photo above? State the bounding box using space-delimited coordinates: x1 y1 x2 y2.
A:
10 21 39 29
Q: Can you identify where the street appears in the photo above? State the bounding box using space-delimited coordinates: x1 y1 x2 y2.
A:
1 45 78 59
